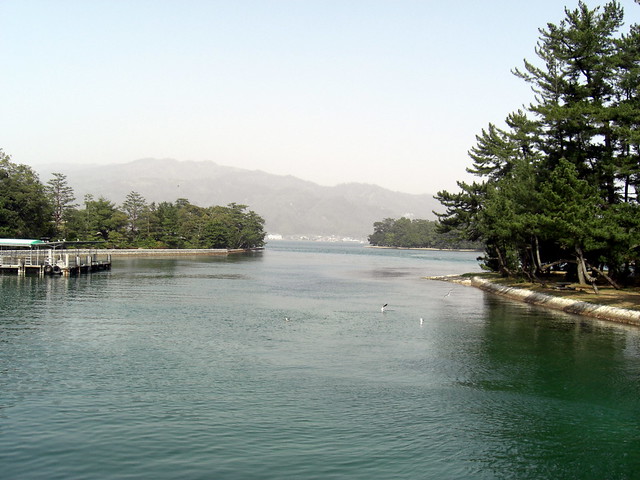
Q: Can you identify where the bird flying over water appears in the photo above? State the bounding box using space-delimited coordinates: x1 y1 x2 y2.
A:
381 303 388 312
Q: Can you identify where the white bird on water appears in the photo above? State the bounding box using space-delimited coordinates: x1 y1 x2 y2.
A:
443 289 453 298
420 318 424 325
381 303 388 313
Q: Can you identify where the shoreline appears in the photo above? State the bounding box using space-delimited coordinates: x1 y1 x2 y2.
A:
428 275 640 327
103 247 264 256
366 245 480 252
0 247 264 257
13 247 264 257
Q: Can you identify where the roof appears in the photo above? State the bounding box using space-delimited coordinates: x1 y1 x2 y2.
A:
0 239 105 248
0 239 46 247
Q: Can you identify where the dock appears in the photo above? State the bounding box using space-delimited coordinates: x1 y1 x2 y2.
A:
0 239 112 276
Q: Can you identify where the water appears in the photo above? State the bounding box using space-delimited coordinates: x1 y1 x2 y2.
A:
1 241 639 479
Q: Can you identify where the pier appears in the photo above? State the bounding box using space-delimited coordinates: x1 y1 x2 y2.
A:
0 239 111 276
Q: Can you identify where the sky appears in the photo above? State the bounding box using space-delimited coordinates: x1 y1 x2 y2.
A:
1 1 639 195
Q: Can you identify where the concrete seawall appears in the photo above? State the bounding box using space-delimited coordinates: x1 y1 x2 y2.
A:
56 248 262 257
470 276 640 326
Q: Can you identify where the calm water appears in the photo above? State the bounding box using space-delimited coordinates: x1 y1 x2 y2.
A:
1 242 639 479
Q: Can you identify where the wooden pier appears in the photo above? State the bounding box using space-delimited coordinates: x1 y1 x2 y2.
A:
0 239 112 276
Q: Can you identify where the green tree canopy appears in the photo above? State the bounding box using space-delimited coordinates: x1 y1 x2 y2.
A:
121 191 147 241
436 1 640 286
45 172 77 238
368 217 481 250
0 150 53 239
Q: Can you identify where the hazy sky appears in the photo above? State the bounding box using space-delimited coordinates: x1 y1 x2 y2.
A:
2 1 639 194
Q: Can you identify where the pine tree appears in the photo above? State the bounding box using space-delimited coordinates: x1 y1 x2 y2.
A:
513 1 625 199
436 1 640 283
45 172 77 238
121 191 147 243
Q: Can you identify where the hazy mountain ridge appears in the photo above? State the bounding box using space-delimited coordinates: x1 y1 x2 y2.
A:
37 158 440 238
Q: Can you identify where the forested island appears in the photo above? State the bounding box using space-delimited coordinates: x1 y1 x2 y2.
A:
368 217 481 250
435 1 639 288
0 151 266 249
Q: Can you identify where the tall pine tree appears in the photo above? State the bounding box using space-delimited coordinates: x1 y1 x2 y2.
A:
436 1 640 284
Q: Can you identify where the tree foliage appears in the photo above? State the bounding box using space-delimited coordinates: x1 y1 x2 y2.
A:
436 1 640 286
0 150 54 239
368 217 481 250
121 191 147 242
44 172 77 238
0 152 266 250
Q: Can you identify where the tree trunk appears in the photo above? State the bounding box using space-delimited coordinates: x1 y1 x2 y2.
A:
588 264 621 290
495 246 512 277
533 235 544 274
576 249 586 285
575 246 597 286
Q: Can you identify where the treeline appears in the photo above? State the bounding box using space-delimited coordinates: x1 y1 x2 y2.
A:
0 151 266 249
368 217 481 250
436 2 639 286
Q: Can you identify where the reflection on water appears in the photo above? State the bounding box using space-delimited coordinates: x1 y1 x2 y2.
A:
457 297 640 478
0 242 638 479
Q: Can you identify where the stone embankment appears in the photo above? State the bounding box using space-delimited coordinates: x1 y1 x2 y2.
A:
428 275 640 326
65 248 262 256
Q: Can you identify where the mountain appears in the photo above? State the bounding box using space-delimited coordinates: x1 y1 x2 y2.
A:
36 158 441 239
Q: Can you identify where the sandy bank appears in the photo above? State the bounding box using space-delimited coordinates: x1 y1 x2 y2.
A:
427 275 640 326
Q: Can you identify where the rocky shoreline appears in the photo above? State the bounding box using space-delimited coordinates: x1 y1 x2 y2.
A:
428 275 640 327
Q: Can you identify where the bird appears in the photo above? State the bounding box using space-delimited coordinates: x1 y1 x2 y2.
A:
420 318 424 325
381 303 388 312
443 289 453 298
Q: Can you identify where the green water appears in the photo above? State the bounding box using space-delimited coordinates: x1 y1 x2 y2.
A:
0 242 639 479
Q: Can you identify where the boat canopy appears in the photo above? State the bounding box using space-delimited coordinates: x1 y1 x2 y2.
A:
0 239 105 249
0 239 47 248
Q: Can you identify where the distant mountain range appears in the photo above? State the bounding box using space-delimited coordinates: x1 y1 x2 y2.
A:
36 158 441 239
